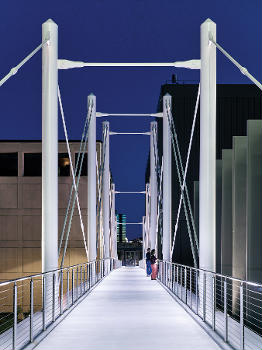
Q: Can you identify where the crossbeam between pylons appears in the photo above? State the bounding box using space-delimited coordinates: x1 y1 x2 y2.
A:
115 191 146 194
96 112 163 118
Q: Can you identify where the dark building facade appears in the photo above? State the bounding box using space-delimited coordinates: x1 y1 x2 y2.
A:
154 83 262 268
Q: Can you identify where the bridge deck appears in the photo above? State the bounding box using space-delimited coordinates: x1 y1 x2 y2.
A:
34 267 222 350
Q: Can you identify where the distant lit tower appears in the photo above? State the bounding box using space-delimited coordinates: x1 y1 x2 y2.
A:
117 214 127 242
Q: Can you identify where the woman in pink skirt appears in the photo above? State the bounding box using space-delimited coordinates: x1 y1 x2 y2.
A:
150 249 158 280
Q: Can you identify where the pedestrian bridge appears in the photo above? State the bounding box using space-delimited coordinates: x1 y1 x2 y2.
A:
30 267 222 350
0 260 261 350
1 16 262 350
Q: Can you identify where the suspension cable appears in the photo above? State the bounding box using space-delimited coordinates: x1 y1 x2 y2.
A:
58 86 88 259
168 105 199 254
96 127 109 253
58 101 90 256
171 84 200 258
209 37 262 91
166 105 197 268
60 100 93 268
0 37 49 87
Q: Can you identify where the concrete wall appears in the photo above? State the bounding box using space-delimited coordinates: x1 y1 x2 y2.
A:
247 121 262 284
221 150 233 276
0 141 103 282
232 136 247 280
216 160 222 274
232 136 247 316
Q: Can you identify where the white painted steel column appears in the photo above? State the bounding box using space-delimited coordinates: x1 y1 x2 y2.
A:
142 216 146 258
145 183 150 248
88 94 97 262
111 183 117 258
42 19 58 274
102 121 110 259
199 19 217 272
162 94 172 261
150 122 158 251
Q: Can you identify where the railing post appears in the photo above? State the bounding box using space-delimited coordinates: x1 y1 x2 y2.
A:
190 268 192 309
30 278 34 342
52 273 56 322
240 282 244 350
175 266 178 295
76 267 79 300
12 282 17 350
67 269 70 309
83 266 86 293
196 270 199 315
203 272 206 322
60 271 63 315
212 275 216 331
180 267 183 300
89 264 91 288
224 278 228 342
184 267 187 304
80 266 83 296
72 269 74 305
172 264 174 292
42 276 46 330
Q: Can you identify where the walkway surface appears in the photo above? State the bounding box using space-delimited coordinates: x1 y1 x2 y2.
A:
34 267 222 350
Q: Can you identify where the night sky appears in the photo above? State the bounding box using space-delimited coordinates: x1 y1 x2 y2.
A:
0 1 261 239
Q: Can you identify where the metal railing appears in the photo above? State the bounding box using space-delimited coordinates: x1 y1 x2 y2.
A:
0 258 121 350
158 261 262 350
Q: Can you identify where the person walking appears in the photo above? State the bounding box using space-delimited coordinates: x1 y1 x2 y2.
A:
146 248 152 276
150 249 158 280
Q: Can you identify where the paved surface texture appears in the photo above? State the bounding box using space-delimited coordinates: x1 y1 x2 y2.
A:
34 267 222 350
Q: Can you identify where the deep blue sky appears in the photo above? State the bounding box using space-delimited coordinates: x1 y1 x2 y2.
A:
0 0 261 239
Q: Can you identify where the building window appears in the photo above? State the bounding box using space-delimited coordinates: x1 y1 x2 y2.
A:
75 153 87 176
24 153 42 176
58 153 70 176
0 153 18 176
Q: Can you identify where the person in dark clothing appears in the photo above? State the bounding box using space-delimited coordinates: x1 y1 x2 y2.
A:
150 249 157 280
146 248 152 276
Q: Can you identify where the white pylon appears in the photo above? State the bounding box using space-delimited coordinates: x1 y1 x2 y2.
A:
199 19 217 272
162 94 172 261
102 121 110 259
145 183 150 248
88 94 97 262
42 19 58 274
150 122 158 251
111 183 117 258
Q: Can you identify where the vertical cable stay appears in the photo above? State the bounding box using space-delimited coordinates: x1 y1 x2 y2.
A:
58 85 88 260
171 84 200 259
59 94 93 268
166 101 198 268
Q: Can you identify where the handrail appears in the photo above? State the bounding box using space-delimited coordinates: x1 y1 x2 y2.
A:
0 258 112 287
156 260 262 350
0 258 121 350
160 260 262 288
